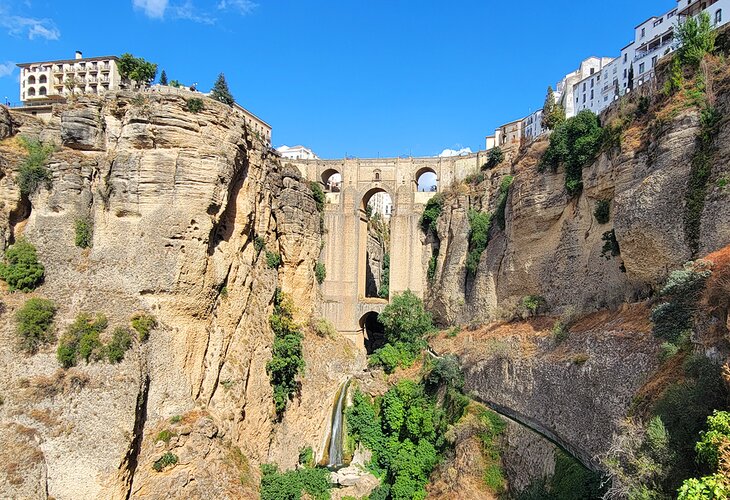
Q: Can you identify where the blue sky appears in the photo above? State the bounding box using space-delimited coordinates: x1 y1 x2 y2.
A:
1 0 672 158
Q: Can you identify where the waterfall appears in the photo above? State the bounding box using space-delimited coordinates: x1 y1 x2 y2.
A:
327 379 351 467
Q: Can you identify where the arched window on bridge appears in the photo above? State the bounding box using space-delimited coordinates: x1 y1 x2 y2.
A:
360 312 385 354
360 188 392 299
416 167 438 192
322 169 341 192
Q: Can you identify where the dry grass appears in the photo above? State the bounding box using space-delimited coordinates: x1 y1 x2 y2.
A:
631 352 688 419
24 369 89 401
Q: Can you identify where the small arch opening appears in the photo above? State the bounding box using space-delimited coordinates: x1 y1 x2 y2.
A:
39 75 47 84
28 75 36 85
39 86 47 96
321 169 342 192
416 167 438 192
360 312 386 355
28 87 36 97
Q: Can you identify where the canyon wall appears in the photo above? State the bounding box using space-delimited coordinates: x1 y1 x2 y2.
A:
0 92 358 499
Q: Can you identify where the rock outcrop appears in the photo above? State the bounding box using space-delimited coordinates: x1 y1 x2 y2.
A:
0 90 359 499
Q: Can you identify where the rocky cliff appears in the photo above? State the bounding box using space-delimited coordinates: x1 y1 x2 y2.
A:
0 92 359 499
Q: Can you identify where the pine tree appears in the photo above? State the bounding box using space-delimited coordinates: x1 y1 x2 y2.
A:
541 86 565 131
628 66 635 91
210 73 234 106
542 86 556 130
159 70 168 86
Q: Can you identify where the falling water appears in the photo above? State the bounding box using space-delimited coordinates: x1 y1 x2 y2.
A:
327 379 351 467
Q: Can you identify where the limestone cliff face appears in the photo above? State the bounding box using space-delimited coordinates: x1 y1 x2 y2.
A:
0 91 356 499
427 99 730 328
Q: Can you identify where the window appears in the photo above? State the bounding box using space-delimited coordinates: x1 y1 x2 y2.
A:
591 79 595 88
590 89 594 100
641 27 646 38
374 171 381 181
639 62 645 74
39 86 47 96
716 9 722 24
623 53 628 63
624 68 627 78
583 82 587 91
583 94 586 103
590 68 595 75
28 75 36 84
652 56 658 67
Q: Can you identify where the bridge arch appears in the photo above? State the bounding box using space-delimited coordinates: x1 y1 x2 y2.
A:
359 311 386 354
321 168 341 192
416 166 438 193
359 187 393 299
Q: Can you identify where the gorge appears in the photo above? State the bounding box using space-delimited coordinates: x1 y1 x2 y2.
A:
0 29 730 500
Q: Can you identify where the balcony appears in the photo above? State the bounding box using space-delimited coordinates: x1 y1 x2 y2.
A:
101 64 110 72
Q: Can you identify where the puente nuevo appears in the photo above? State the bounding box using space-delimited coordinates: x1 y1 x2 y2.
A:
288 151 502 346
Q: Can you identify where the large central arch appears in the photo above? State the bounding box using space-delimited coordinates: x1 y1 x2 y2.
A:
358 187 393 300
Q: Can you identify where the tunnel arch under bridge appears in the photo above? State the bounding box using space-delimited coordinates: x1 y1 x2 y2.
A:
288 152 494 345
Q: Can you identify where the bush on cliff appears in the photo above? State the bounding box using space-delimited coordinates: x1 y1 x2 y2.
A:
0 239 45 292
420 194 444 234
259 463 331 500
539 110 603 196
131 312 157 342
57 313 108 368
266 290 305 417
466 209 492 276
17 136 54 196
16 297 56 353
676 11 717 68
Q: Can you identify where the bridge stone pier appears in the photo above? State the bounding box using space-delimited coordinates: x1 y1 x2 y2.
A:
289 152 491 347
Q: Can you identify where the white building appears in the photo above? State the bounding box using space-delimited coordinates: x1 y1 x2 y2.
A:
522 109 544 141
677 0 729 26
632 8 678 88
232 102 272 145
17 51 121 106
277 145 318 160
369 192 393 219
572 57 618 115
562 57 615 118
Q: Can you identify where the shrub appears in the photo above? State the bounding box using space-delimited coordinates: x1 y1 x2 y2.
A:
594 200 611 224
309 181 325 212
267 290 305 417
483 147 504 170
466 209 492 276
17 137 54 196
427 251 438 283
15 297 56 353
520 295 546 316
378 290 433 351
184 97 204 113
424 355 464 391
378 253 390 299
552 320 569 343
369 342 416 374
465 171 485 185
540 110 603 197
420 194 444 234
57 313 108 368
312 318 336 338
298 446 315 468
314 262 326 284
74 218 93 248
676 11 716 68
678 474 730 499
695 410 730 470
131 313 157 342
601 230 620 259
266 251 282 269
254 235 265 255
0 239 45 292
106 327 132 363
550 450 606 500
494 175 514 230
483 463 506 493
156 429 173 443
259 463 331 500
152 452 178 472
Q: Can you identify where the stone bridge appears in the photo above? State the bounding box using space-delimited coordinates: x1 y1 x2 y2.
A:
289 153 492 347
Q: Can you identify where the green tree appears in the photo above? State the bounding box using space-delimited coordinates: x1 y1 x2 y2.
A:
676 11 717 68
17 136 53 196
378 290 433 349
210 73 234 105
542 86 566 130
695 410 730 470
628 66 635 91
117 53 158 85
159 69 168 85
483 147 505 170
466 209 492 276
540 110 603 196
0 239 45 292
15 297 56 353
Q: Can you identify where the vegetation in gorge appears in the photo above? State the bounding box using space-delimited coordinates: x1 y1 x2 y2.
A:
152 452 178 472
539 110 604 196
15 297 56 353
57 313 107 367
259 462 331 500
74 217 93 248
677 411 730 498
130 312 157 342
315 262 326 284
594 199 611 224
466 209 492 276
346 367 471 500
0 239 45 292
494 175 514 230
368 291 433 373
419 194 444 234
378 253 390 299
17 136 54 196
519 450 605 500
266 290 305 417
483 146 504 170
